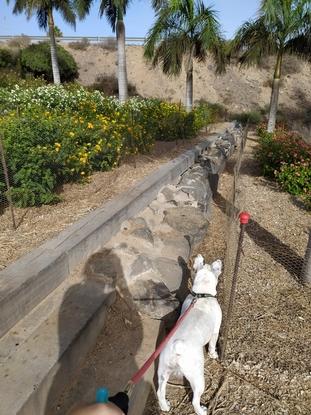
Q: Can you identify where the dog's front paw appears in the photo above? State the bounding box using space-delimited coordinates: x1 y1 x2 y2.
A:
208 350 219 359
159 400 171 412
196 405 207 415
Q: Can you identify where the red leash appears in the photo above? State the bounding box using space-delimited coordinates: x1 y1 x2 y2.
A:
125 298 197 392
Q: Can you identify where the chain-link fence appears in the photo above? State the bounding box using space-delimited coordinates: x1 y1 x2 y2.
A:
213 127 311 362
192 126 311 415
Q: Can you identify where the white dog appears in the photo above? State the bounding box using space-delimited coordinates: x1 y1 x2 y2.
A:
157 254 222 415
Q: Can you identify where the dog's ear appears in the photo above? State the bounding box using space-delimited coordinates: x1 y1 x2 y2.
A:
211 259 222 278
193 254 205 272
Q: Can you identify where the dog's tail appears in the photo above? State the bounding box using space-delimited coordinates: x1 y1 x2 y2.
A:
172 339 186 357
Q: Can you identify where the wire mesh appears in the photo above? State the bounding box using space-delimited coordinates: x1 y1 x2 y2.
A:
215 126 311 361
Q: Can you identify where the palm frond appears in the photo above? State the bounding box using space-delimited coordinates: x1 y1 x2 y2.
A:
286 28 311 60
37 6 49 28
56 1 76 28
9 0 35 19
98 0 131 31
151 0 168 11
145 0 225 75
231 17 278 66
99 1 117 30
9 0 77 27
152 33 190 76
74 0 93 19
144 6 183 60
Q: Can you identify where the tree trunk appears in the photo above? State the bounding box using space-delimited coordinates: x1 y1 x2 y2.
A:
267 51 283 133
116 9 128 103
185 58 193 112
48 10 61 84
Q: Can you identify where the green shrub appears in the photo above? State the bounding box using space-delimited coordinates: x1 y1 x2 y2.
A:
256 125 310 177
0 48 17 68
257 125 310 209
20 42 78 82
90 74 138 97
276 161 310 196
231 110 263 126
193 102 228 131
0 70 46 89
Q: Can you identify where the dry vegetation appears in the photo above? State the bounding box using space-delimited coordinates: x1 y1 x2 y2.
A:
63 43 311 138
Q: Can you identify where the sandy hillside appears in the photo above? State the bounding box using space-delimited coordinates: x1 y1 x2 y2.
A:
63 44 311 135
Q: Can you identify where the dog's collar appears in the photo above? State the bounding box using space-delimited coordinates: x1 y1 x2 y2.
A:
190 289 216 299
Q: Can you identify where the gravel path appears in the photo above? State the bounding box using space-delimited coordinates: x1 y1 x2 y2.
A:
145 132 311 415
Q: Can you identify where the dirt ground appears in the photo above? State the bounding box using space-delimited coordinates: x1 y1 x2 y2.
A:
144 134 311 414
0 134 210 270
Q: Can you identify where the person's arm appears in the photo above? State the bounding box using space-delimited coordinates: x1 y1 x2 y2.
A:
69 402 124 415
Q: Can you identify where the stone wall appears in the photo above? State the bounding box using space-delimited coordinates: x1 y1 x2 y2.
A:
89 126 242 320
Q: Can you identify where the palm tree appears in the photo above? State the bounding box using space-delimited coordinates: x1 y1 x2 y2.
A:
145 0 225 112
75 0 130 102
7 1 76 84
231 0 311 132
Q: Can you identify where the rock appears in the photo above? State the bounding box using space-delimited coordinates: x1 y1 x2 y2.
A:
130 254 153 279
129 217 148 228
178 167 212 212
135 298 180 320
157 231 190 261
153 257 185 292
130 277 171 299
172 189 194 206
129 277 180 319
127 217 154 245
161 185 177 202
131 227 154 245
164 207 209 246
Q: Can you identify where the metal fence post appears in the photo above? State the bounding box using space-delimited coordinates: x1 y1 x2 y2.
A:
302 229 311 285
220 211 250 361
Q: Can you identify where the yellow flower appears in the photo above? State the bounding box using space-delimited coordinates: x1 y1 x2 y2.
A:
69 132 75 137
87 122 94 129
55 142 61 147
81 171 85 175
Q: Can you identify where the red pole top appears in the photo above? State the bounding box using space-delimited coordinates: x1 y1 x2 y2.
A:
239 211 250 224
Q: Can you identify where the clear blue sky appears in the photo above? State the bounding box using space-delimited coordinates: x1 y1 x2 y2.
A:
1 0 260 39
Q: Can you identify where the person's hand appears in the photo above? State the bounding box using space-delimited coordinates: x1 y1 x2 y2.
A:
69 402 124 415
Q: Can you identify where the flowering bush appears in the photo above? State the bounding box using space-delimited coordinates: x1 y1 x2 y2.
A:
0 85 210 207
257 125 310 208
